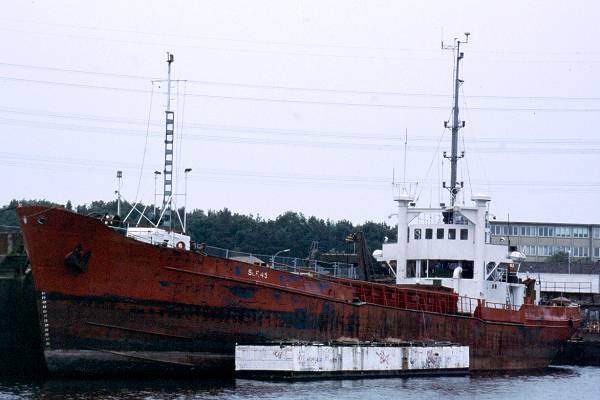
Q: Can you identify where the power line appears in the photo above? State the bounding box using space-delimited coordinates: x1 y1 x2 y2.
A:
0 18 439 53
0 62 157 81
5 74 600 112
2 116 600 155
2 151 599 188
4 61 600 102
0 27 445 63
1 114 600 151
4 24 600 66
4 18 600 60
0 75 152 94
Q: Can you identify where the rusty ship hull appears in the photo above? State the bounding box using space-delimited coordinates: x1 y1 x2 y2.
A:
18 206 580 375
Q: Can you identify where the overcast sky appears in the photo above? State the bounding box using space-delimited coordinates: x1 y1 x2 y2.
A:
2 1 600 225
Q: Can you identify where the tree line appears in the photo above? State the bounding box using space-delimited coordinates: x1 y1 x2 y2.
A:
1 199 397 258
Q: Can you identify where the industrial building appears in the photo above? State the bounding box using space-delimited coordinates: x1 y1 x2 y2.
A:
490 221 600 263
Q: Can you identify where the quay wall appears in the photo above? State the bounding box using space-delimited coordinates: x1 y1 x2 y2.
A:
0 256 45 376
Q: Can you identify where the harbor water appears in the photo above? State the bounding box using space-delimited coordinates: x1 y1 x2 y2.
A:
0 366 598 400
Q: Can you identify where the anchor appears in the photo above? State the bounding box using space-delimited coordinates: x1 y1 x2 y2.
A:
64 244 92 273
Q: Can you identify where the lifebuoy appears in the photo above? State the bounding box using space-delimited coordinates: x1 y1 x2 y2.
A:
176 241 185 250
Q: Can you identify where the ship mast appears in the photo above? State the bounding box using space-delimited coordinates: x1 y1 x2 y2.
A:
162 53 175 230
442 33 469 207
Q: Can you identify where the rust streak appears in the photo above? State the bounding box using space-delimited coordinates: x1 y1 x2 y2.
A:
91 348 195 367
163 266 344 303
86 321 193 340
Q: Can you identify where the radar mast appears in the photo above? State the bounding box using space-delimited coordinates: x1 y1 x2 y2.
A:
442 33 469 208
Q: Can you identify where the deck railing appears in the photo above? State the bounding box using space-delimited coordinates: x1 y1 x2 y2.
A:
198 245 524 317
346 282 507 316
540 281 593 294
200 245 359 279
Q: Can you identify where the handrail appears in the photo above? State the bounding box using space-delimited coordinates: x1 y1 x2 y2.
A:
141 242 571 316
540 281 593 294
201 244 359 279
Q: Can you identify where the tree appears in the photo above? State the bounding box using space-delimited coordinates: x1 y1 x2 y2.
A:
547 251 568 263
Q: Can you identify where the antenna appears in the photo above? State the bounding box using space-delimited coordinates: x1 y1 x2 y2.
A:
116 170 123 216
162 52 175 230
442 33 469 207
507 212 511 248
403 128 408 191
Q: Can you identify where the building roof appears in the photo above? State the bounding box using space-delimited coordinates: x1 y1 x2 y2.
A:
492 220 599 227
520 262 600 274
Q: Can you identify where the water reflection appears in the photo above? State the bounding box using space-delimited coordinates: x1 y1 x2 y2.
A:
0 367 595 400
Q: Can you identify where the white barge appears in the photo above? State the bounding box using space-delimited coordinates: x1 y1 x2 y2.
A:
235 343 469 380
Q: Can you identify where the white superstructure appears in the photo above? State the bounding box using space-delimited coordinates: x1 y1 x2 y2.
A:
374 34 534 310
376 193 530 309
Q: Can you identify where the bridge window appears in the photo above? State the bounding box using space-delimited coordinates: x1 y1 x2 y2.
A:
414 228 422 240
406 260 416 278
448 229 456 240
428 260 473 279
460 229 468 240
425 228 433 239
436 228 444 239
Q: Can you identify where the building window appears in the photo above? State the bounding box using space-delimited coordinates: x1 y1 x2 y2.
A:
593 228 600 239
437 228 444 239
572 247 590 257
538 226 555 237
537 245 552 256
414 228 421 240
573 227 589 238
520 245 536 256
448 229 456 240
519 244 535 256
595 248 600 257
460 229 468 240
555 226 571 238
425 228 433 239
518 226 536 236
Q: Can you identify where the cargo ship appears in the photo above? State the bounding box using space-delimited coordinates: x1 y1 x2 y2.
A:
17 40 580 375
